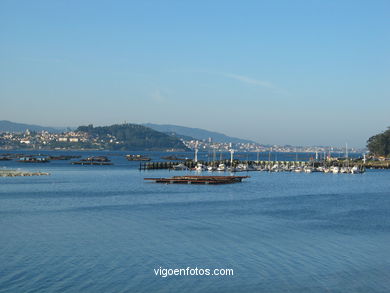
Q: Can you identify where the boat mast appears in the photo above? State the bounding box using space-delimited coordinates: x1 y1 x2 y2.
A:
194 141 198 163
269 147 272 163
230 149 234 165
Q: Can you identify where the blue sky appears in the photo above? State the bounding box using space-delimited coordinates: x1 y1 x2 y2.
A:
0 0 389 147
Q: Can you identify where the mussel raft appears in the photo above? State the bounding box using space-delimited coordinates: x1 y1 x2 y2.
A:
144 175 249 184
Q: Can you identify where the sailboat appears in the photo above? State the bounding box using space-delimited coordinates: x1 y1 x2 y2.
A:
217 163 226 171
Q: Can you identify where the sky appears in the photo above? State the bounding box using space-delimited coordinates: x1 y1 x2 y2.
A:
0 0 389 147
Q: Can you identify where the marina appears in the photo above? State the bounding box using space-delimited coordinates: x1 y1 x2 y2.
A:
140 160 367 174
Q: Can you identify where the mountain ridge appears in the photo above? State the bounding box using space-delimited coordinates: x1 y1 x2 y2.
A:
143 123 256 144
0 120 256 145
0 120 64 133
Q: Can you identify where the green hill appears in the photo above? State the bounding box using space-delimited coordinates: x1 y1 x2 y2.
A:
77 124 189 151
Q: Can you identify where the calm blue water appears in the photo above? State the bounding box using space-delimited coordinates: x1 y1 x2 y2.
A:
1 151 389 293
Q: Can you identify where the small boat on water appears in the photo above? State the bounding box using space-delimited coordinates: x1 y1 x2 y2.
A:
171 163 189 170
207 166 216 171
294 167 303 173
216 164 226 171
194 163 207 171
351 165 364 174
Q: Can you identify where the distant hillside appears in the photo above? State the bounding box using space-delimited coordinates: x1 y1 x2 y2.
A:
0 120 64 133
77 123 189 151
143 123 256 144
162 131 195 141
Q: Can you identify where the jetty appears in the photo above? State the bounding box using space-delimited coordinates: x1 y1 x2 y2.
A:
144 175 249 184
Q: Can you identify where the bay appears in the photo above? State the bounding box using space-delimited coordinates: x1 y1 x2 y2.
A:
0 151 389 293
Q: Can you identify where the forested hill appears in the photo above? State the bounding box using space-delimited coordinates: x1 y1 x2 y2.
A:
367 127 390 157
77 124 189 151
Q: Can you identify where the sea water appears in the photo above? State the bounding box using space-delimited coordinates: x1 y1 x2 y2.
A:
0 151 389 292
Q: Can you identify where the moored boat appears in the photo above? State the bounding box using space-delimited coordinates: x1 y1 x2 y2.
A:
171 163 189 170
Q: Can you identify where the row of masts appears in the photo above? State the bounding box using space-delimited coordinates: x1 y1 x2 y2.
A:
192 141 360 165
182 141 365 174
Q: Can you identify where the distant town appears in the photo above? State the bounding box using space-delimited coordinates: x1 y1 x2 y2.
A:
0 128 365 154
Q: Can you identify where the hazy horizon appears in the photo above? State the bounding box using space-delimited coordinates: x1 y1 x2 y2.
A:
1 119 380 149
1 1 389 148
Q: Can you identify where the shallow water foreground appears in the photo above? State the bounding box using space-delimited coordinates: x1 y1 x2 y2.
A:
1 163 390 292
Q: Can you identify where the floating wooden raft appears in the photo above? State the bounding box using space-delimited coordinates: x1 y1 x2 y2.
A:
144 175 249 184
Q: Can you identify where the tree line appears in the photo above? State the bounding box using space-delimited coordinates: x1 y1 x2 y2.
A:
367 127 390 157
